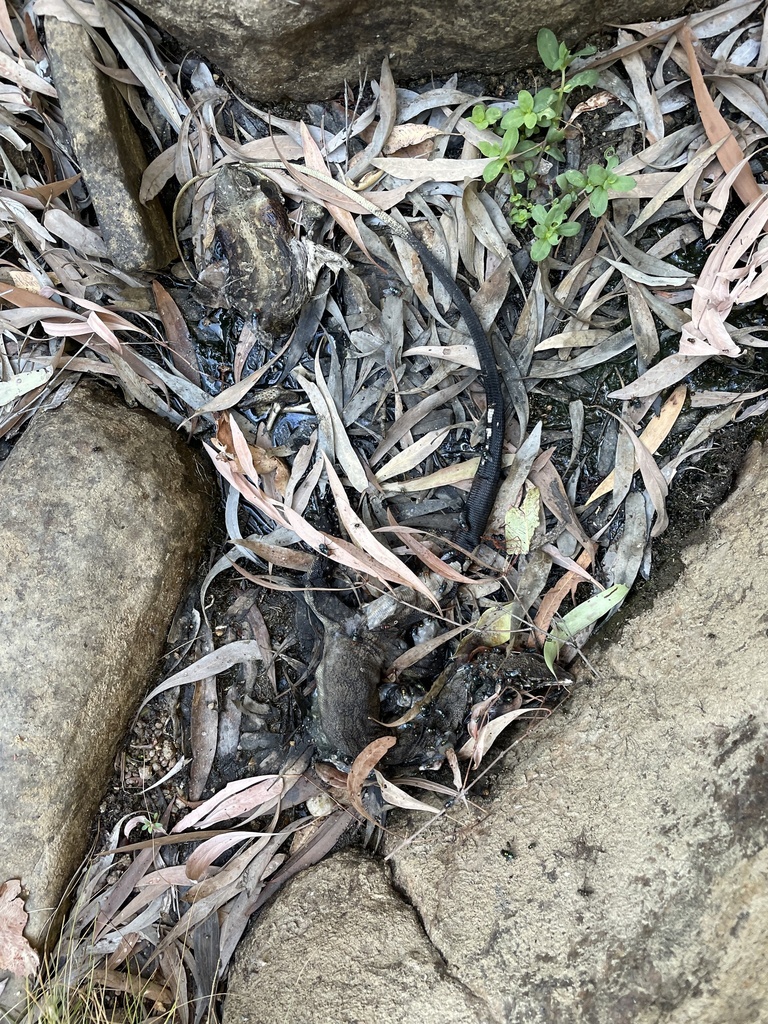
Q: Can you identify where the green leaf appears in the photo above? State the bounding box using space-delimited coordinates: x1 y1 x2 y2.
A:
573 44 597 58
470 104 487 126
486 106 503 124
505 485 541 555
564 70 600 91
477 139 501 158
501 108 524 131
589 188 609 217
543 584 628 673
530 204 548 224
499 124 519 157
587 163 608 186
563 168 586 188
558 221 580 237
537 28 560 71
534 88 557 110
613 174 637 192
530 238 552 261
483 158 506 183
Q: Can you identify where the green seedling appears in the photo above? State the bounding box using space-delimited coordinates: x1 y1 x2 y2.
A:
469 28 636 260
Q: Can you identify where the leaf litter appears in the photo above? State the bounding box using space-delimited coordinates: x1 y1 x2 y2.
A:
2 0 768 1017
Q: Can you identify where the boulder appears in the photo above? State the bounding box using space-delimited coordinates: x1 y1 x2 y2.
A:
0 384 212 1005
129 0 709 102
224 850 490 1024
223 442 768 1023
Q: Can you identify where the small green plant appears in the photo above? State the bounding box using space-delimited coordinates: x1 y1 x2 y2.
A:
138 812 165 836
469 28 636 260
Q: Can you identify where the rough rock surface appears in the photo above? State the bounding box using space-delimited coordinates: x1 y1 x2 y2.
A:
223 442 768 1024
131 0 710 102
0 385 212 1002
224 850 490 1024
45 16 175 272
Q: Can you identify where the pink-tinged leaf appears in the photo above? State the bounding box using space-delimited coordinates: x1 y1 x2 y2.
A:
298 122 374 262
680 193 768 357
172 775 284 832
321 453 440 605
458 708 539 767
678 24 761 207
0 879 39 978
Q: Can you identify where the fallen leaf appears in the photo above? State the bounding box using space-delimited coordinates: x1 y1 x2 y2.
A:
0 879 39 978
347 737 397 824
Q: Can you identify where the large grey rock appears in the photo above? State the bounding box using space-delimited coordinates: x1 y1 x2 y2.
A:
0 385 212 976
131 0 713 102
45 16 175 272
224 849 491 1024
222 443 768 1024
387 441 768 1023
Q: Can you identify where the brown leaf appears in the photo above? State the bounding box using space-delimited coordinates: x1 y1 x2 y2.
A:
0 879 39 978
678 24 761 206
347 736 397 823
152 281 200 389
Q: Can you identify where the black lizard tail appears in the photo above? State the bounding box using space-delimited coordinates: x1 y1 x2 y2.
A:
402 232 505 552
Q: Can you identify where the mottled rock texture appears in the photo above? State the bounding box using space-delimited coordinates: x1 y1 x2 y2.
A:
129 0 709 102
223 443 768 1024
45 16 175 272
0 384 212 1007
224 850 491 1024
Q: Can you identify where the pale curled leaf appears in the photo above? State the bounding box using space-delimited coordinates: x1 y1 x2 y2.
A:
457 708 539 767
137 640 263 714
0 366 51 403
373 771 441 814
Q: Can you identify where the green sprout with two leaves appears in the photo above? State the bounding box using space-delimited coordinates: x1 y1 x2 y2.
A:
470 28 636 260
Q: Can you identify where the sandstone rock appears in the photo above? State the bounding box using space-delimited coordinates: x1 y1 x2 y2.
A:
0 384 212 1008
130 0 712 102
222 443 768 1024
224 849 491 1024
45 16 176 272
387 441 768 1023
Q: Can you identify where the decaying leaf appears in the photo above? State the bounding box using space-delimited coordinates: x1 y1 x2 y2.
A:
0 879 39 978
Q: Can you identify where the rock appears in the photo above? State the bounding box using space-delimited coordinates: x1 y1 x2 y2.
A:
223 849 490 1024
221 442 768 1024
130 0 702 102
387 441 768 1023
0 385 212 1007
45 16 175 273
